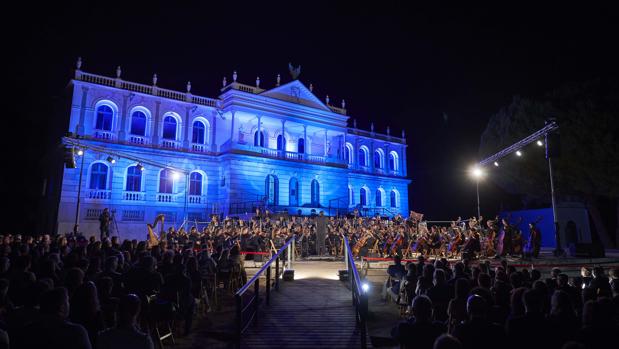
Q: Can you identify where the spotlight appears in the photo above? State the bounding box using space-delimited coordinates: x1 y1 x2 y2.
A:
136 163 144 171
172 171 181 180
516 150 522 157
361 282 370 293
106 156 116 164
493 161 499 167
536 140 544 146
470 166 484 179
77 149 84 156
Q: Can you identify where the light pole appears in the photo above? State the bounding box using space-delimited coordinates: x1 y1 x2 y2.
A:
470 166 484 218
73 148 85 234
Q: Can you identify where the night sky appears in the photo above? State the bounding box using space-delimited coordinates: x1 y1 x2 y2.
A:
5 2 619 233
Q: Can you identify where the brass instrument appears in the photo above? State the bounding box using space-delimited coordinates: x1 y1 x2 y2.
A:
147 214 165 246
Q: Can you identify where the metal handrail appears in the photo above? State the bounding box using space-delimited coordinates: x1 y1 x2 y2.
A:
343 235 368 349
235 236 296 343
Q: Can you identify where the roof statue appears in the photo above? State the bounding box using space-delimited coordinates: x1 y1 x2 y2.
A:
288 62 301 80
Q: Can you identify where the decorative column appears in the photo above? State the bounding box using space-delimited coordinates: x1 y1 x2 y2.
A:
303 125 307 159
230 111 236 144
76 86 89 136
257 115 262 147
385 143 391 173
118 94 129 141
152 100 161 145
354 136 359 170
370 140 375 172
281 119 286 156
211 110 217 152
183 106 191 149
324 130 328 156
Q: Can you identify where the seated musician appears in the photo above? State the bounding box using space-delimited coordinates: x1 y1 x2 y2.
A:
383 255 407 301
462 230 481 260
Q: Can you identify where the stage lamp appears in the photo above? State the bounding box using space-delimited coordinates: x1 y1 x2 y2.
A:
537 140 544 146
106 156 116 164
516 150 522 157
361 282 370 293
77 149 84 156
470 166 484 179
493 161 499 167
172 171 181 180
136 163 145 171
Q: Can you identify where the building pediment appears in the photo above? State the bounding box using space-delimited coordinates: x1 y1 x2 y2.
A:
259 80 331 112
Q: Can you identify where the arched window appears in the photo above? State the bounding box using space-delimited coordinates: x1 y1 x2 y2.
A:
89 163 109 190
159 169 174 194
345 143 353 164
289 177 299 206
126 165 142 192
348 186 354 206
277 135 287 151
374 149 384 169
376 189 383 207
389 151 399 172
265 175 279 205
298 138 305 154
254 130 265 147
311 179 320 206
95 105 114 131
358 147 368 167
192 121 206 144
189 172 203 195
360 187 368 206
162 116 177 140
390 190 398 208
130 110 147 136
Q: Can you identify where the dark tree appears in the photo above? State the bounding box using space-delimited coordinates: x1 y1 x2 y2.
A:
480 79 619 247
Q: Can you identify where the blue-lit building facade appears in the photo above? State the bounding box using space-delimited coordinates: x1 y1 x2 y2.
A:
57 64 410 239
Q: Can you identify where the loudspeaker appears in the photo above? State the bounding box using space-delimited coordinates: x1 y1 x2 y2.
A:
338 270 349 281
569 243 605 258
283 269 294 281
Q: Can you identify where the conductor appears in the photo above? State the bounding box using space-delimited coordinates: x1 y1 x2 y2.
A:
316 211 327 256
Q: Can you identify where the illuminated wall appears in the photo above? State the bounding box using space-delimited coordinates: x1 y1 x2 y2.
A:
57 68 410 239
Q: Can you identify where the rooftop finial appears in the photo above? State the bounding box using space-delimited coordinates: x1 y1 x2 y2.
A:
276 73 281 86
186 81 192 93
222 76 227 87
76 57 82 70
326 95 330 105
353 119 357 128
309 83 314 92
341 99 346 109
371 122 375 133
288 62 301 80
152 73 158 86
233 70 237 82
402 129 406 138
116 66 122 78
256 76 260 88
387 126 391 136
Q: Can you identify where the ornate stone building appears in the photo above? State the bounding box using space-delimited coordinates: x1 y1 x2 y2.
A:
58 60 410 238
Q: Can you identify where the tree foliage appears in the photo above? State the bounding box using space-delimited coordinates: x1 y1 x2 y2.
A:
480 79 619 203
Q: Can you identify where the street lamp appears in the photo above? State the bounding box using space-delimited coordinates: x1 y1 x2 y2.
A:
73 148 86 234
470 166 485 218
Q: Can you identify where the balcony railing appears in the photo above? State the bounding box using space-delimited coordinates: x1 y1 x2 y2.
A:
78 71 220 108
161 139 181 149
231 143 345 166
88 190 111 200
157 193 175 203
123 191 145 201
191 143 208 153
188 195 207 204
128 135 148 145
93 130 114 140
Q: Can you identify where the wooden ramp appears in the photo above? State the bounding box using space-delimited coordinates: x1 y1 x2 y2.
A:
241 261 367 349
